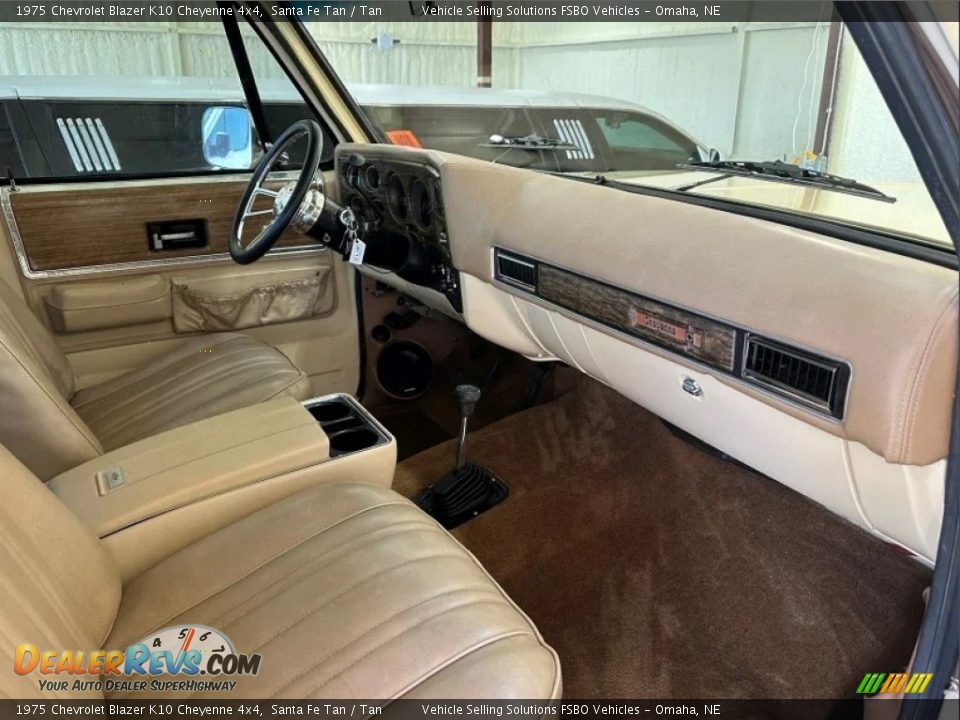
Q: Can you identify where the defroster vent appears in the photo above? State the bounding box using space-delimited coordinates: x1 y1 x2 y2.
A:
494 249 538 291
742 335 849 418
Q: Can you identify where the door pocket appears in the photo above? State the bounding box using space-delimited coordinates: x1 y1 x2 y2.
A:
171 268 333 333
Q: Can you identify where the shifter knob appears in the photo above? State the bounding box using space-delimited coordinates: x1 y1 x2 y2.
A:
453 384 481 469
455 384 481 418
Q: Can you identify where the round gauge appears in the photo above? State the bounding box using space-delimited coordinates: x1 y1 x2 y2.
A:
410 179 433 230
136 625 235 666
343 164 360 189
349 195 367 218
386 174 407 221
364 165 380 191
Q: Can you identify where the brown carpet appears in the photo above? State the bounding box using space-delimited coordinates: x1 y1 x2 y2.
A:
377 409 453 461
394 379 931 700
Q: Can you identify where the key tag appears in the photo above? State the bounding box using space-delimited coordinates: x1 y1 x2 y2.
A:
349 237 367 265
338 207 365 265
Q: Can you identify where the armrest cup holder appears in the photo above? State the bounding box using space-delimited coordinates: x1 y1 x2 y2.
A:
304 394 391 458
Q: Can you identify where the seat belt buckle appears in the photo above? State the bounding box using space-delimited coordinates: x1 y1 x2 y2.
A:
95 467 126 495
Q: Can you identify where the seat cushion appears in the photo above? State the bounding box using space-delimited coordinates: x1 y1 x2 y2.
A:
72 333 312 450
106 483 561 700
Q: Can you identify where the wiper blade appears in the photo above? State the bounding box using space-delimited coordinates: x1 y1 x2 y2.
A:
481 133 578 151
676 159 896 203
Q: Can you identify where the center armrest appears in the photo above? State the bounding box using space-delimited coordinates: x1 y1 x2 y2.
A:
49 395 396 581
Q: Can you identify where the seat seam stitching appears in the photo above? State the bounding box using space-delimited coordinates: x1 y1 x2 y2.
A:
387 631 534 700
0 336 101 453
263 368 309 400
87 368 298 444
237 552 474 647
270 594 504 699
195 521 442 629
120 501 413 641
74 346 287 415
71 336 245 407
72 340 272 410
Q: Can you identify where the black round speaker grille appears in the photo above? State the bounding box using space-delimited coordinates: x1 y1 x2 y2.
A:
376 341 433 399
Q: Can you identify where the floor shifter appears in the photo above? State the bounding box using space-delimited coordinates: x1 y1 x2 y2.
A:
413 384 509 529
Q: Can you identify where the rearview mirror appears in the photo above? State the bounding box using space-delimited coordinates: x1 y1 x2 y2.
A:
202 106 253 170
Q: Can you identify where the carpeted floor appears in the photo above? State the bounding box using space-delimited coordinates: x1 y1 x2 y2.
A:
394 378 931 700
377 410 453 461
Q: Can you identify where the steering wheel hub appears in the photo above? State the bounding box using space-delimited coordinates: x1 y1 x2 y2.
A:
273 181 296 216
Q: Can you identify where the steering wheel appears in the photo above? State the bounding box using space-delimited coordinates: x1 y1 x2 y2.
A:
229 119 324 265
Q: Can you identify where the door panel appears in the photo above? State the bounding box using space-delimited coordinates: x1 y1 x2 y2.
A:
6 176 311 272
0 174 359 398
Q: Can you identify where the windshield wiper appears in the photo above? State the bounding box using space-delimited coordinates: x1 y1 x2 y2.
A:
675 159 895 203
481 134 579 151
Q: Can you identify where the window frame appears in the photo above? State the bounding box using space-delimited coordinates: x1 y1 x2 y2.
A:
0 13 344 187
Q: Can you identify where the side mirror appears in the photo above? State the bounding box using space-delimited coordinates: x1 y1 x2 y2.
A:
202 106 253 170
708 147 722 162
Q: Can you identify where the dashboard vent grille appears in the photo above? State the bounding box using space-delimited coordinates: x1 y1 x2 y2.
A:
495 250 538 291
742 335 849 418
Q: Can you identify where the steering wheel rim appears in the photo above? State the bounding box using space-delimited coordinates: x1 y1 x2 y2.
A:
229 119 323 265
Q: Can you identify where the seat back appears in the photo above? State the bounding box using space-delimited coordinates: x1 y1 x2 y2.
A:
0 443 121 698
0 279 102 479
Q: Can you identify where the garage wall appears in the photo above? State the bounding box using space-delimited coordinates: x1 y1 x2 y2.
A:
826 29 923 183
513 22 828 161
305 21 522 87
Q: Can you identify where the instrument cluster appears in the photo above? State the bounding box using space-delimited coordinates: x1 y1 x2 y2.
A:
340 155 450 258
337 152 460 310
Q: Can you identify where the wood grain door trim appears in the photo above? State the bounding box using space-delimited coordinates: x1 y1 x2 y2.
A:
2 176 321 279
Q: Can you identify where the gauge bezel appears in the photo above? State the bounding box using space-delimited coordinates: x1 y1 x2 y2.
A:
410 178 433 230
363 165 381 192
386 173 408 222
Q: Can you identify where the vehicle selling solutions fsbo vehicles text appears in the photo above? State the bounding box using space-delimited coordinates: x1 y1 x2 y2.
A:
416 4 712 18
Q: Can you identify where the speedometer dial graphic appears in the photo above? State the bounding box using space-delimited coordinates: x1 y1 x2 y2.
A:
138 625 235 666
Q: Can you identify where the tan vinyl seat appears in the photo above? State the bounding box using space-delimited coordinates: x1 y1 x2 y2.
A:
0 444 562 700
0 279 312 480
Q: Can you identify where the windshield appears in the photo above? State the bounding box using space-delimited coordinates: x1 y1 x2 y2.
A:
311 21 953 248
362 103 703 173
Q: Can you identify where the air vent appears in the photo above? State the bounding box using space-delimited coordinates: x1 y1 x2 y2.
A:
494 250 538 291
742 335 849 418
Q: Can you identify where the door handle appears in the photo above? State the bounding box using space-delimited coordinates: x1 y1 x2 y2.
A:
146 219 208 251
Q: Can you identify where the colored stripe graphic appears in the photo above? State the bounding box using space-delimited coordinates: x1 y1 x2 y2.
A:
856 673 885 694
905 673 933 694
881 673 907 694
857 672 934 695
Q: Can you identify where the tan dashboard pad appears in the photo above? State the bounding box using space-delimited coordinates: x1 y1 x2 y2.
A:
426 151 956 466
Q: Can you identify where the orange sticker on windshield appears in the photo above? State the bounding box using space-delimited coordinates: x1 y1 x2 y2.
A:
386 130 422 148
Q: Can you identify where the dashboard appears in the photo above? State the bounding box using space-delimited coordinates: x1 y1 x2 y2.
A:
336 150 462 311
332 143 956 564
